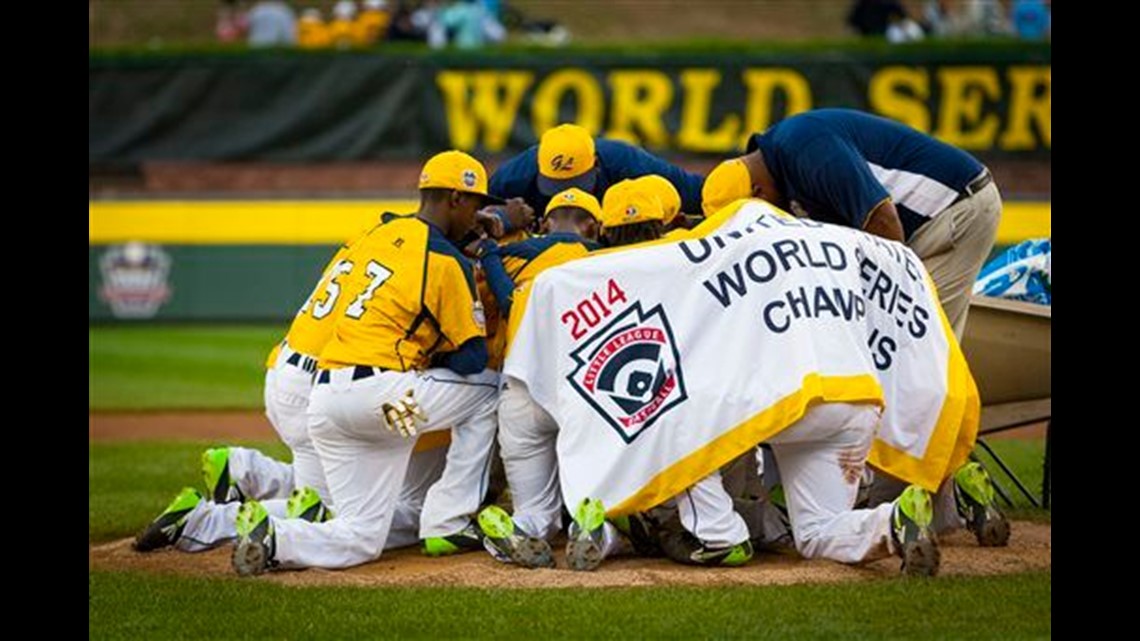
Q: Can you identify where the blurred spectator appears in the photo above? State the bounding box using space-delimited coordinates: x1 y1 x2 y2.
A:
959 0 1012 35
886 5 925 42
386 1 426 42
216 0 249 43
1011 0 1050 39
500 2 569 46
481 0 502 21
297 7 332 49
847 0 906 37
353 0 393 46
922 0 964 36
414 1 447 49
247 0 297 47
328 0 358 48
438 0 506 49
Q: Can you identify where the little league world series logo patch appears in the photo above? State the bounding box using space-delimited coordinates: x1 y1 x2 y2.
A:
567 302 688 444
99 242 172 319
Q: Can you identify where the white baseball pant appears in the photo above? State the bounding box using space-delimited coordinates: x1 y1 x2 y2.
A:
174 445 448 553
271 366 499 570
765 401 896 563
497 375 747 551
264 343 332 503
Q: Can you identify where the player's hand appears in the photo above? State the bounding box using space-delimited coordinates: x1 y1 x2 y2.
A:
381 390 427 438
503 198 535 232
474 208 506 239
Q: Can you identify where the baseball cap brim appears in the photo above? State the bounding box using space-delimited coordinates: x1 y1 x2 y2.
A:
452 188 504 206
537 166 598 197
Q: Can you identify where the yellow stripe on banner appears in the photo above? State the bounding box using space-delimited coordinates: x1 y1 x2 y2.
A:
866 271 982 491
608 373 884 517
88 200 1050 245
89 200 419 245
996 202 1050 245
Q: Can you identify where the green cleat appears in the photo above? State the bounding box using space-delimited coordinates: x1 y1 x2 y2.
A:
422 521 484 557
232 500 276 576
953 462 1011 547
891 485 940 577
133 487 204 552
477 505 555 569
566 498 607 571
285 487 333 523
202 447 243 504
659 528 754 567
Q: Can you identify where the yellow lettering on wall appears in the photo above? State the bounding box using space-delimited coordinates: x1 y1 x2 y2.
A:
531 69 605 138
999 66 1051 150
933 67 1000 149
676 69 741 153
740 69 812 148
436 71 534 152
868 66 931 132
604 70 674 148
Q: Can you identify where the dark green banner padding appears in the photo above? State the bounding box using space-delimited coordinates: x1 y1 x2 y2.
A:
90 46 1050 167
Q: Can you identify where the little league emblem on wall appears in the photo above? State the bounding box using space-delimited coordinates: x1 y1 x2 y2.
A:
98 242 173 319
567 302 688 443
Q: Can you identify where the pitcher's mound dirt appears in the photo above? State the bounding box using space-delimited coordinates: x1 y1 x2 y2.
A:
90 521 1049 589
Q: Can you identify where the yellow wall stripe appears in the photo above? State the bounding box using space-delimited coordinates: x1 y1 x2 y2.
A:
89 200 419 245
89 200 1051 245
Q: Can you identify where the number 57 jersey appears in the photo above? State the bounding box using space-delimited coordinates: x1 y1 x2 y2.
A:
318 214 487 372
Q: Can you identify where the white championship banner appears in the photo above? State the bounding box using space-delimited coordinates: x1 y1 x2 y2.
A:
505 199 980 515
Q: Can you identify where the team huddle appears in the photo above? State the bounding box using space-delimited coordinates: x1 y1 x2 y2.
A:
134 109 1009 578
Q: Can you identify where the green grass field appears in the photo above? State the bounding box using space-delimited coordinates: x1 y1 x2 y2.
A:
90 325 286 410
89 325 1050 640
90 570 1050 641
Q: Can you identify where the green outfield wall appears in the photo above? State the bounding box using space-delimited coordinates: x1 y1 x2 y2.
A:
88 199 1049 322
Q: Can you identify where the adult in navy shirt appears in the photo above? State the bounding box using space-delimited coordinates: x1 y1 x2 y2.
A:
489 123 705 221
702 108 1001 340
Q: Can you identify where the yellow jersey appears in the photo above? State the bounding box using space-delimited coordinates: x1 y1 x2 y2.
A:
483 232 599 358
264 217 390 367
297 18 331 49
318 215 486 371
328 19 355 48
353 10 391 46
475 265 507 372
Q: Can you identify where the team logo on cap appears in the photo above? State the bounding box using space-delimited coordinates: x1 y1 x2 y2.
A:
419 172 430 185
563 192 576 201
462 169 477 188
625 205 638 218
567 302 688 444
550 154 575 172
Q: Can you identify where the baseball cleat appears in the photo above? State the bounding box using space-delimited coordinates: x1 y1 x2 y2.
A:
953 462 1011 547
202 447 244 504
422 520 485 557
133 487 203 552
693 540 754 566
285 487 333 523
477 505 555 569
232 500 276 576
660 529 754 567
610 511 663 557
891 485 940 577
566 497 607 571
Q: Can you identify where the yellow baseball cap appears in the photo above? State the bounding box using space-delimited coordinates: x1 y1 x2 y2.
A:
632 174 681 225
419 150 504 204
537 124 599 196
544 187 603 222
701 158 752 216
601 179 665 229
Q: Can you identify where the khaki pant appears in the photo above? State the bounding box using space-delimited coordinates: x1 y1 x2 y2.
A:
907 180 1003 339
